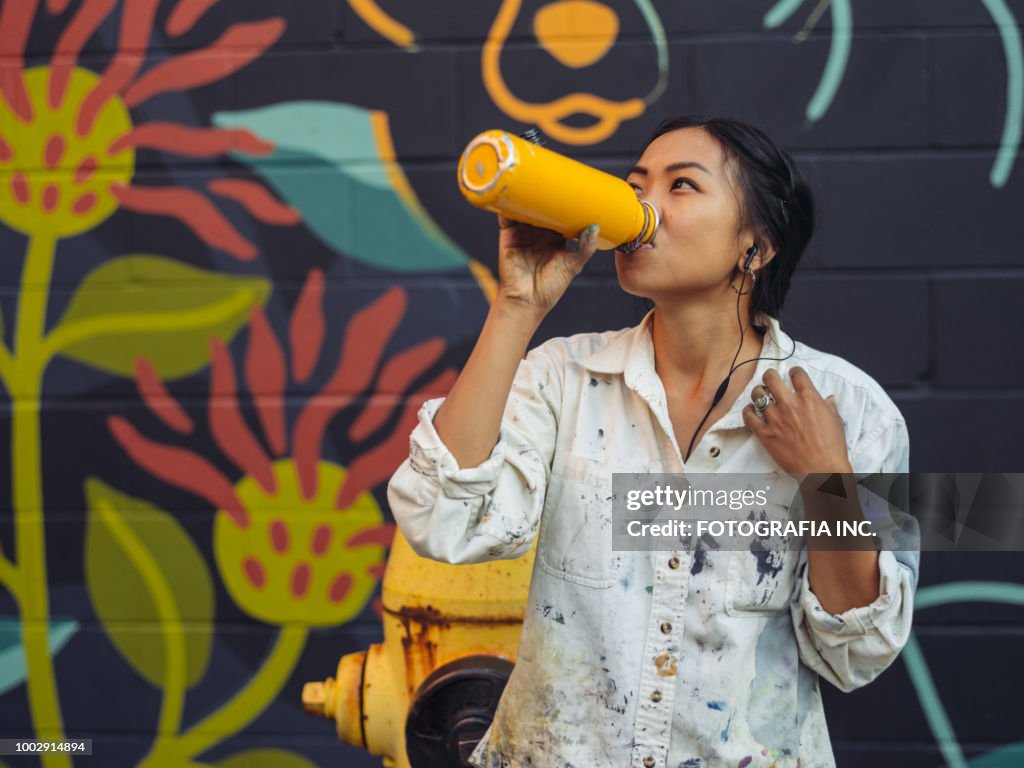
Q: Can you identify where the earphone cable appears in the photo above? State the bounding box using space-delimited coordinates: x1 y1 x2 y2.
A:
682 263 797 463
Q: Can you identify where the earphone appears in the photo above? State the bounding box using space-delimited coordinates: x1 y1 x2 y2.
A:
681 242 798 463
743 244 758 269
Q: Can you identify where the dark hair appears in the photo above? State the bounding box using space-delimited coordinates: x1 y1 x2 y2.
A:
642 115 815 320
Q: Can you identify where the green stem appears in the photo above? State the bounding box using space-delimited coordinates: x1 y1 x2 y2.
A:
0 341 13 395
13 232 71 768
139 625 308 766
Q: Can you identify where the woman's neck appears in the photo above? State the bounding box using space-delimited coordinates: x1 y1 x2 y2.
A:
650 299 765 398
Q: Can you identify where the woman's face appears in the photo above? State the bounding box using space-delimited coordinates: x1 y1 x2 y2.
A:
616 127 754 303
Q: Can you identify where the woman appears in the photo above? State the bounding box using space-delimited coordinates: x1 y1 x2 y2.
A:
387 116 918 767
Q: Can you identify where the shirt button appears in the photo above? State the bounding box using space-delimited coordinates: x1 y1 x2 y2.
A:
668 556 681 569
643 757 656 768
709 445 721 458
660 621 672 634
650 689 663 702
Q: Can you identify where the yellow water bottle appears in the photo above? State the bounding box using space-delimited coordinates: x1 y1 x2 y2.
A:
457 129 659 253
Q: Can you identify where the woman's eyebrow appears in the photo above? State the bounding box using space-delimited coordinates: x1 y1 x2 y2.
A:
628 161 714 177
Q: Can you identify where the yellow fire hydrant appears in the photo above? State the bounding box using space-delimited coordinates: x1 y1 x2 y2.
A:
302 529 534 767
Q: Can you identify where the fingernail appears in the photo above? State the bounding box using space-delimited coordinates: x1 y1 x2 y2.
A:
566 238 580 252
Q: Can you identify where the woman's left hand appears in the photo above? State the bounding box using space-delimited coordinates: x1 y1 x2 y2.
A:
742 367 852 479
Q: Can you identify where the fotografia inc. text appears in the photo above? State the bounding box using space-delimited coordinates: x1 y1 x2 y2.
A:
625 518 876 539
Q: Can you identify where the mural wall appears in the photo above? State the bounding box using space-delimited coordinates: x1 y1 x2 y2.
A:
0 1 1020 766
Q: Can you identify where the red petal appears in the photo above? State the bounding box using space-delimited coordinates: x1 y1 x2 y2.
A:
208 178 300 225
209 338 276 495
289 268 325 384
0 0 38 122
50 0 118 109
77 0 160 136
124 18 285 107
134 357 194 434
245 306 287 456
108 415 249 527
348 337 445 441
165 0 219 37
292 288 406 501
345 523 396 549
109 123 274 158
111 183 256 260
336 369 456 508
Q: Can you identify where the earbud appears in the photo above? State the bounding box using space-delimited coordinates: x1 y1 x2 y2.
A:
743 244 758 269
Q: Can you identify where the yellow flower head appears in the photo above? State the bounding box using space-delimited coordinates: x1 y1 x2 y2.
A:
0 67 133 238
0 1 296 251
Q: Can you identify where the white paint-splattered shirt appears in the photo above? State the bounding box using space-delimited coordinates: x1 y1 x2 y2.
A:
387 311 918 768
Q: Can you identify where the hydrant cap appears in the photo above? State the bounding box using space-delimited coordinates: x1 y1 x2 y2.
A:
302 681 328 718
405 655 514 768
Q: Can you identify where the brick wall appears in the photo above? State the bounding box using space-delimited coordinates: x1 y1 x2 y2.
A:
0 1 1020 766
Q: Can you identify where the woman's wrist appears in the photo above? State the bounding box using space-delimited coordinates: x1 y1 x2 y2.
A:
491 295 547 334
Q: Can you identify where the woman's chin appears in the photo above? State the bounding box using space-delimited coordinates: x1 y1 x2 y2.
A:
613 267 653 300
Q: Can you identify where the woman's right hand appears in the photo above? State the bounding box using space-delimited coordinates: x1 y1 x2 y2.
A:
496 216 600 317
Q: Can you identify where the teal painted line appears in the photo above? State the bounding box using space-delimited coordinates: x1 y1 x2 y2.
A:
908 581 1024 766
915 580 1024 610
0 618 79 697
806 0 851 122
636 0 669 105
979 0 1022 188
763 0 806 29
902 634 967 768
762 1 851 123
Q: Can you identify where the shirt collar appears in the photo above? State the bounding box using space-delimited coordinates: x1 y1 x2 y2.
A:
574 309 796 430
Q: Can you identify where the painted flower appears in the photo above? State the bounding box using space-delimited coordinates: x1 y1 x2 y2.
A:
0 0 298 250
108 270 455 625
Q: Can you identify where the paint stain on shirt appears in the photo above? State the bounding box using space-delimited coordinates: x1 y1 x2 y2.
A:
654 652 678 677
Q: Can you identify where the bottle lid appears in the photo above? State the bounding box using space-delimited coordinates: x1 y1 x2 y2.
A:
459 132 517 197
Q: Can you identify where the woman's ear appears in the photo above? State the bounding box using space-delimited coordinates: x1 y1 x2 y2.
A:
736 242 775 274
748 242 776 272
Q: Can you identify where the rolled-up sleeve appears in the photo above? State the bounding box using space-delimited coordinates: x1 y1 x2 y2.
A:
386 345 561 565
791 417 920 692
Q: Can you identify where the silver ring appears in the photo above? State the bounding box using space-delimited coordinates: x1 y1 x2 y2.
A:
753 393 772 412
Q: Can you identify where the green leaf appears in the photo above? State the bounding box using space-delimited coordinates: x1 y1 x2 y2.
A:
212 101 469 273
0 617 78 696
84 477 214 690
51 255 270 379
217 749 318 768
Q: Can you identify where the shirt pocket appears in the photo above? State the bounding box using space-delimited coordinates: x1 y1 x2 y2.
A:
537 450 625 589
725 501 800 616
